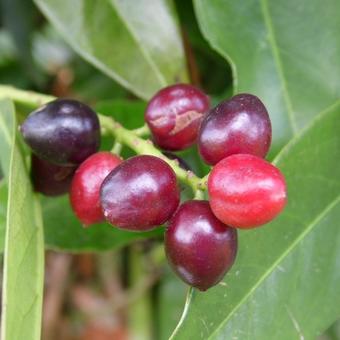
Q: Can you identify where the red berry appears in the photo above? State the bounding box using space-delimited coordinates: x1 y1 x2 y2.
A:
165 200 237 291
198 94 272 165
145 83 210 151
70 152 122 225
100 155 180 231
31 155 76 196
208 154 287 228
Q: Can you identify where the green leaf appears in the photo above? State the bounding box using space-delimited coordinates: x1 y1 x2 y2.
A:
0 105 14 252
0 181 7 252
193 0 340 155
0 99 44 340
96 99 146 129
43 195 163 252
171 102 340 339
34 0 188 99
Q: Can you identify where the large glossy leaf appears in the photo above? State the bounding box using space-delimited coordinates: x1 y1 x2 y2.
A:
171 102 340 339
0 99 44 340
194 0 340 155
34 0 188 99
0 105 14 252
0 182 6 251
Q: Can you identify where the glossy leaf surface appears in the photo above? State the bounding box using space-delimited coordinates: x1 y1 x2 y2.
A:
34 0 188 99
0 99 44 340
194 0 340 155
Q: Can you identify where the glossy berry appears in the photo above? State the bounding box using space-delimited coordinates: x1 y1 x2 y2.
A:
20 99 100 165
208 154 287 228
198 93 271 165
145 83 210 151
70 152 122 226
31 155 76 196
165 200 237 291
100 155 180 231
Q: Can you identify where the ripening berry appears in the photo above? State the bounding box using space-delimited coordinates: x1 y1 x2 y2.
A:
100 155 180 231
165 200 238 291
145 84 210 151
198 93 271 165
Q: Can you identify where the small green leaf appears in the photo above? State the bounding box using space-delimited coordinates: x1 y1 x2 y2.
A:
0 99 44 340
171 102 340 339
34 0 188 99
194 0 340 155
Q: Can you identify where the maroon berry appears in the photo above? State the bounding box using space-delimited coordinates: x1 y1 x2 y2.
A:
165 200 237 291
20 99 100 165
208 154 287 228
70 152 122 226
145 84 210 151
198 93 271 165
100 155 180 231
31 155 76 196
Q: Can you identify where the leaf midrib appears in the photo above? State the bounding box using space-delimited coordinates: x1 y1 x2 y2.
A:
109 0 168 88
34 0 167 100
260 0 298 134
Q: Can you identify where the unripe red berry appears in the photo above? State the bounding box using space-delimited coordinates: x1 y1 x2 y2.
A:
165 200 237 291
70 152 122 226
145 83 210 151
208 154 287 228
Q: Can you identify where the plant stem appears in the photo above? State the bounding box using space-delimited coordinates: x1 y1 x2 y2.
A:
132 124 150 137
0 85 207 194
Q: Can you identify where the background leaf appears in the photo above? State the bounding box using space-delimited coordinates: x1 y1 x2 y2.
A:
0 99 44 340
34 0 188 99
171 102 340 339
193 0 340 155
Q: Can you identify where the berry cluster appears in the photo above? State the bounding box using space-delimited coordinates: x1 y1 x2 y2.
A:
20 84 287 291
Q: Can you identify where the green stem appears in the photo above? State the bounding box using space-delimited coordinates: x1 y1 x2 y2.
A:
132 124 150 137
99 115 204 192
0 85 207 194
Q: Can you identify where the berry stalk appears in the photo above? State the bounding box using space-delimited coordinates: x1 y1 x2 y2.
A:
0 85 207 194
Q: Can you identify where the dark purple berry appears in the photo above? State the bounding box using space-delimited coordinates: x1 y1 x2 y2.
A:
100 155 180 231
31 155 76 196
165 200 238 291
145 84 210 151
198 93 271 165
20 99 100 166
